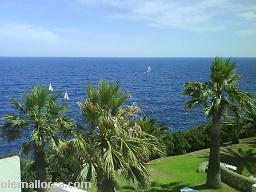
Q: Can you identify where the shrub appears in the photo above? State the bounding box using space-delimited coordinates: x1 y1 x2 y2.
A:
171 131 191 155
163 134 175 156
185 125 210 152
164 125 210 155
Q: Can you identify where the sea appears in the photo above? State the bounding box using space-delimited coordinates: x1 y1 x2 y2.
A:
0 57 255 155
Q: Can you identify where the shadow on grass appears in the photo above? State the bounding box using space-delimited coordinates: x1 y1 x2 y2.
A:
197 152 209 159
121 182 210 192
244 138 256 148
146 181 183 192
147 182 210 192
121 185 136 191
220 147 256 175
196 147 256 176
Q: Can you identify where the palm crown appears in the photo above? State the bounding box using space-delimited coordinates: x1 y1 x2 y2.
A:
184 57 251 117
1 86 73 192
2 86 72 147
56 81 165 192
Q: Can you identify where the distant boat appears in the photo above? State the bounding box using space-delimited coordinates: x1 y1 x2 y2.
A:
146 66 151 73
49 83 53 91
64 91 69 100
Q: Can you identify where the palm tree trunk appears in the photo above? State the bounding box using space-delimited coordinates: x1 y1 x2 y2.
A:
97 177 104 192
231 128 240 144
206 114 221 189
97 169 116 192
97 170 105 192
35 148 47 192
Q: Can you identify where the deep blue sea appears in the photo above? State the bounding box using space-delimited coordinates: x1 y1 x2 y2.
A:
0 57 255 155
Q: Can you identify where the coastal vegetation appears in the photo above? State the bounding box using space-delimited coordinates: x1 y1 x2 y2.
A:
53 81 165 192
1 86 73 192
184 58 253 188
0 58 256 192
120 137 256 192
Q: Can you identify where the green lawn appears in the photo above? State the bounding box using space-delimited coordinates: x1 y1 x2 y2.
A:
119 137 256 192
121 155 238 192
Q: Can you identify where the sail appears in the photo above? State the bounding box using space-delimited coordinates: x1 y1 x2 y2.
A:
49 83 53 91
147 66 151 73
64 91 69 100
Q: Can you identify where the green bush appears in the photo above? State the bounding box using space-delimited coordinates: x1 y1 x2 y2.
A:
185 125 210 152
158 121 255 157
163 125 210 155
171 131 191 155
163 134 175 156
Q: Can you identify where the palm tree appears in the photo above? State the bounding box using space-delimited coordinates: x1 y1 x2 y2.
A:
184 58 253 188
138 116 169 159
56 81 165 192
138 116 169 139
221 148 256 175
2 86 73 192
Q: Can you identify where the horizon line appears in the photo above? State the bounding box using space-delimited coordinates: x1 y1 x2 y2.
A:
0 56 256 58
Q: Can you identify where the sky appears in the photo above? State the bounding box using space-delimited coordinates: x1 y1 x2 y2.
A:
0 0 256 57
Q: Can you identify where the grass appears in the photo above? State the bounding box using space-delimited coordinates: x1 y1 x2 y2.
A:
121 156 237 192
119 137 256 192
89 137 256 191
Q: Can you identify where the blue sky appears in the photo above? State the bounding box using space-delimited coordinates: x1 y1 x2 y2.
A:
0 0 256 57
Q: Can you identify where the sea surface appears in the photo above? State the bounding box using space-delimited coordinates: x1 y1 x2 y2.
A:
0 57 255 155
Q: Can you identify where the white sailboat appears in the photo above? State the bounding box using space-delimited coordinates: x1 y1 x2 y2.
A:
64 91 69 100
146 66 151 73
49 83 53 91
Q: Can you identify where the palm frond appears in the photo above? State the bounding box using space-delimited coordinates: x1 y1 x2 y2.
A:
20 141 35 156
184 81 208 110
